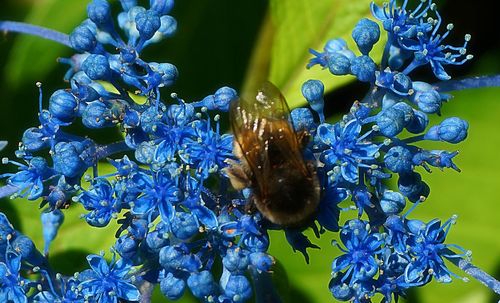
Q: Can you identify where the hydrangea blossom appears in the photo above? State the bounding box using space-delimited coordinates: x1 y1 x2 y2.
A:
1 0 500 302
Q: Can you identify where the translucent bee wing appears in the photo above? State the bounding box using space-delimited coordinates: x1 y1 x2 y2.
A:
229 82 308 199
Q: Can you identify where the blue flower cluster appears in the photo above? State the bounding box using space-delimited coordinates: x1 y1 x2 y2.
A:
1 0 499 302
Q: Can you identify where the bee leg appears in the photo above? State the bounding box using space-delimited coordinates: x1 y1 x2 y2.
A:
244 196 258 214
296 130 311 149
223 159 251 191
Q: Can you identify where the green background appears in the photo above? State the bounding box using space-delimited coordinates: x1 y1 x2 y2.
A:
1 0 499 302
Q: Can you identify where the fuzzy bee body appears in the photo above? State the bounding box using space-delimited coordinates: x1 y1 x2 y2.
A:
225 82 320 227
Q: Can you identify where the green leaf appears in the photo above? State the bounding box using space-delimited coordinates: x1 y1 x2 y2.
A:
4 0 87 88
244 0 384 107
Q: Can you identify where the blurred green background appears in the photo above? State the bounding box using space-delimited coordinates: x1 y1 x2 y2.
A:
1 0 499 302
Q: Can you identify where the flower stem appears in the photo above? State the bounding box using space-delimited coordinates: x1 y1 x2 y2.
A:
249 267 283 303
435 75 500 92
0 184 20 199
95 141 132 160
0 21 71 48
444 249 500 295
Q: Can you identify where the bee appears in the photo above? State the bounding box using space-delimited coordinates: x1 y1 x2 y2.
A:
225 82 320 227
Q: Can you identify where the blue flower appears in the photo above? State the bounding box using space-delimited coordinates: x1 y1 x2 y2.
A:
371 0 433 40
1 157 51 200
32 273 84 303
180 117 233 180
331 220 384 284
399 12 472 80
405 217 465 284
317 120 379 183
78 179 123 227
131 171 180 222
80 254 140 303
0 250 29 303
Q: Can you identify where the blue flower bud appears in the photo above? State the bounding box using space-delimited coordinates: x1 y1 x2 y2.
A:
171 212 199 240
115 235 139 260
325 38 348 52
291 108 315 131
398 172 430 202
391 102 414 124
150 62 178 87
376 107 405 137
214 86 238 112
406 109 429 134
72 82 100 103
46 181 71 208
146 230 169 252
302 79 324 102
160 272 186 300
411 81 447 114
159 15 177 37
380 190 406 215
128 219 149 239
82 54 112 81
381 92 400 109
22 128 48 152
249 252 274 272
120 47 138 63
87 0 112 26
223 274 252 302
384 146 413 173
135 10 161 40
167 103 194 126
69 25 97 52
124 109 141 127
187 270 217 299
352 18 380 55
41 209 64 255
327 53 351 75
424 117 469 143
330 273 353 301
223 248 249 273
120 0 137 11
11 235 45 266
350 55 376 82
135 141 156 164
393 72 412 94
150 0 175 15
302 80 325 122
52 142 88 178
159 245 184 271
82 101 114 129
48 90 78 122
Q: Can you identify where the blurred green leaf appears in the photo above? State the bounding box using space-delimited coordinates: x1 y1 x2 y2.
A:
408 86 500 303
4 0 87 88
246 0 384 107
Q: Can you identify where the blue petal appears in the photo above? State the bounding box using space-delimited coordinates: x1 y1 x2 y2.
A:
430 60 451 81
331 254 351 272
87 254 109 276
117 281 141 301
317 123 337 146
370 2 387 21
192 205 218 229
341 120 361 139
